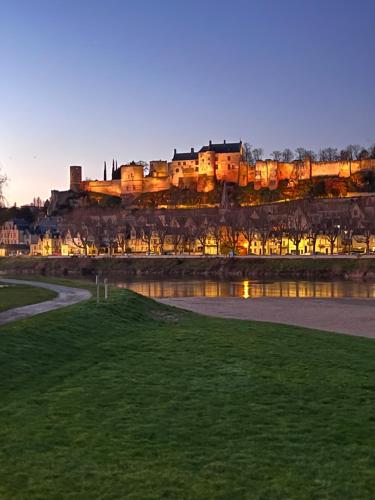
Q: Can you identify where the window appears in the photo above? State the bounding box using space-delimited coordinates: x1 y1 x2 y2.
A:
227 156 230 161
195 167 199 172
176 168 179 173
195 160 198 165
228 165 230 170
178 162 181 166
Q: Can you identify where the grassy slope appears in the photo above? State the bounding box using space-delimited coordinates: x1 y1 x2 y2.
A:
0 283 375 499
0 284 57 312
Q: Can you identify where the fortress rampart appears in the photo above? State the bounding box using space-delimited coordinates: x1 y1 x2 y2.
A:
68 142 375 199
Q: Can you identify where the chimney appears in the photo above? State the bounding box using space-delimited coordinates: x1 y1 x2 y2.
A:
223 140 226 144
209 140 212 147
174 148 177 155
191 147 194 153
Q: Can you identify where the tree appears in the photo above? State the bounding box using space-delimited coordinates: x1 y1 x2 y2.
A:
209 214 224 255
319 148 339 162
282 148 294 162
271 150 282 161
116 220 132 254
153 216 168 254
252 148 264 162
242 143 254 164
321 216 341 255
0 167 7 208
254 208 273 255
137 216 154 254
285 206 308 255
346 144 362 161
339 202 360 254
194 216 211 255
239 209 256 255
295 148 316 161
64 208 95 256
222 211 242 254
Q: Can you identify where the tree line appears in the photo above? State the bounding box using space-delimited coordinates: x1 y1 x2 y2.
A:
243 143 375 164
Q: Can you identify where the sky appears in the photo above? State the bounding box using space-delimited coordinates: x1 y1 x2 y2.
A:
1 0 374 205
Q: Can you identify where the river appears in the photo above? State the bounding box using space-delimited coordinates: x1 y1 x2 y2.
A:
116 279 375 299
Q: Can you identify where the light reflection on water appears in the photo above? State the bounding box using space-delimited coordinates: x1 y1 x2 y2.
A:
117 279 375 299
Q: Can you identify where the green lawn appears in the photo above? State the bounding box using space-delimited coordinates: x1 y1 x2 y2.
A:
0 281 375 499
0 284 57 312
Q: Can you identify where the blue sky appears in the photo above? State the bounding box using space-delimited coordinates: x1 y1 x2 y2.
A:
1 0 374 205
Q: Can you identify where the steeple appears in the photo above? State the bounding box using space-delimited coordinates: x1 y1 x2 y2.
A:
104 161 107 181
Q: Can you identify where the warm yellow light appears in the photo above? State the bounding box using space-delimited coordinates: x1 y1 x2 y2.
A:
243 280 250 299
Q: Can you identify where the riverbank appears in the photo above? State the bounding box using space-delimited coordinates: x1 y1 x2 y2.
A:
2 255 375 280
1 279 375 497
158 296 375 338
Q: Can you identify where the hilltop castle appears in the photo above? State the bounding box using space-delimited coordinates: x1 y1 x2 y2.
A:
68 140 375 198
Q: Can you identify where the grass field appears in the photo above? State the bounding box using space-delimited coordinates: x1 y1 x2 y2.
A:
0 283 57 312
0 280 375 499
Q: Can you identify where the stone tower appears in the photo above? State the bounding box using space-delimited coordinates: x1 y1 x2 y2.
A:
70 166 82 192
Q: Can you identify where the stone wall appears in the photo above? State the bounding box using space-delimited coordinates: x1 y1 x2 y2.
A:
254 158 375 190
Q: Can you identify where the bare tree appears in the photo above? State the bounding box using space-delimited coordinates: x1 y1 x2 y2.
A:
194 217 211 255
242 143 254 164
285 205 308 255
271 150 282 161
282 148 294 162
239 209 256 255
355 212 375 254
255 208 273 255
252 148 264 162
346 144 362 161
116 219 132 254
209 214 224 255
0 167 7 207
222 211 242 254
153 216 168 254
321 216 341 255
295 148 316 161
319 148 339 162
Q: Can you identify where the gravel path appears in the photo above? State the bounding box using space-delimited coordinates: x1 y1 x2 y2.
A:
0 279 91 326
157 297 375 338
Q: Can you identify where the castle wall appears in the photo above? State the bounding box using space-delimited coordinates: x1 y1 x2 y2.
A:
171 159 198 187
81 180 121 197
150 161 169 177
143 176 171 192
215 151 242 183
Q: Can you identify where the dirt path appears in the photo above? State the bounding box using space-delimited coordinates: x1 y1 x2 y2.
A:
157 297 375 338
0 279 91 326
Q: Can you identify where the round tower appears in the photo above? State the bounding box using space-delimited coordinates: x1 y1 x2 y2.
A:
70 165 82 192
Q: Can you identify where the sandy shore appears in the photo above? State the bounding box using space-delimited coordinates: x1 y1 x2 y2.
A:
157 297 375 338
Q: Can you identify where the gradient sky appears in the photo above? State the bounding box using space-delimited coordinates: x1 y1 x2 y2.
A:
1 0 374 205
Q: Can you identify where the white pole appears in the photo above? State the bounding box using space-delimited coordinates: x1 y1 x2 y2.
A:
104 278 108 300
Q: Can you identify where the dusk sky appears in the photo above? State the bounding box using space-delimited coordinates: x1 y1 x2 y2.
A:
1 0 374 205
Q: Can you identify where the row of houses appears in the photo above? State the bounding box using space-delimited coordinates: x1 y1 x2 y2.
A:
2 196 375 257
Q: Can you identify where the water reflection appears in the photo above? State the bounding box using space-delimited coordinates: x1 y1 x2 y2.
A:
117 279 375 299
